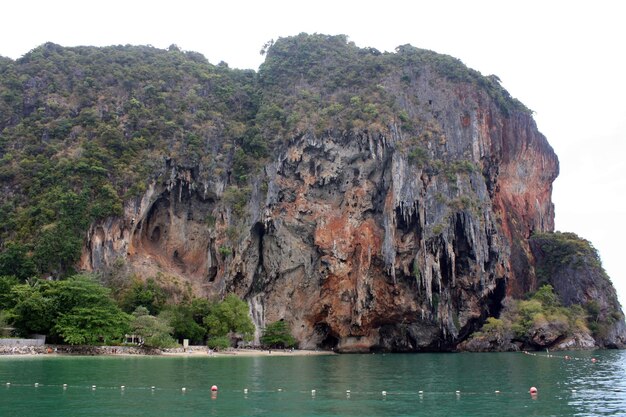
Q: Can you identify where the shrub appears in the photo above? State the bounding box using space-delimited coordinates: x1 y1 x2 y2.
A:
407 146 428 167
207 335 230 350
491 285 591 346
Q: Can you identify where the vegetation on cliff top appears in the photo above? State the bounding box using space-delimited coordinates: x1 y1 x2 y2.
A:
530 231 603 286
258 33 528 141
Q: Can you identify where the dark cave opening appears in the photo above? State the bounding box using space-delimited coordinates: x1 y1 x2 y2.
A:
248 222 267 294
453 213 475 277
487 277 507 318
395 205 421 236
438 241 453 286
321 334 339 350
150 226 161 243
139 196 170 246
208 266 217 282
251 222 265 270
315 323 339 350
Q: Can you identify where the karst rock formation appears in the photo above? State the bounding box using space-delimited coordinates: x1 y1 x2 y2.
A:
1 34 623 351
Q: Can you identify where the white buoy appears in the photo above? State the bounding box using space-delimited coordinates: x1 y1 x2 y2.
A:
382 390 387 396
151 386 156 390
311 389 316 395
456 390 461 394
182 387 186 392
418 390 424 394
244 388 248 394
121 385 125 390
495 390 500 394
63 384 67 389
277 388 282 392
92 385 96 390
35 383 39 387
6 382 10 386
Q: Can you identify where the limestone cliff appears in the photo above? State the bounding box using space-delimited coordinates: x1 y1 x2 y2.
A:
78 36 566 352
2 35 622 351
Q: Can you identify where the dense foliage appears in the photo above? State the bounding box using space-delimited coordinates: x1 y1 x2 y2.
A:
159 298 211 344
0 272 255 348
203 293 255 346
4 274 130 343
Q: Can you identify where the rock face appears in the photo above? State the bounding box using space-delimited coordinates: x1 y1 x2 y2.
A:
530 232 626 348
78 36 569 351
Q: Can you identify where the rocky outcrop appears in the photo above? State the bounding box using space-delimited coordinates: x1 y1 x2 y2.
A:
80 46 564 352
530 232 626 348
76 35 621 352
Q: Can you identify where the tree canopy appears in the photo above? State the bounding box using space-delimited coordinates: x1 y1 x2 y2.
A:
7 274 130 343
130 307 177 348
203 293 255 341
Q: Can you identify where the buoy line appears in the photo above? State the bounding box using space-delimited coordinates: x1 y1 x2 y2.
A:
522 350 599 362
2 381 561 397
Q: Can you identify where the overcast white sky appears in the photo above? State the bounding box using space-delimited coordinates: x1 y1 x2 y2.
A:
2 0 625 305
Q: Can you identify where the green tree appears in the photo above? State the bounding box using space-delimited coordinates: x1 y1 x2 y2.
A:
203 294 255 343
47 275 131 344
511 299 543 339
120 277 167 315
53 305 130 345
207 335 231 350
130 307 177 348
0 311 11 337
532 284 559 309
190 297 212 323
9 274 130 342
10 282 56 335
260 320 297 348
48 274 116 309
159 302 206 344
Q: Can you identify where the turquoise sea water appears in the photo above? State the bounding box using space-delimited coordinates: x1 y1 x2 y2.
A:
1 350 625 416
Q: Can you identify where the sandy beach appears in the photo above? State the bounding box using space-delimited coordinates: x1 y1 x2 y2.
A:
162 346 336 357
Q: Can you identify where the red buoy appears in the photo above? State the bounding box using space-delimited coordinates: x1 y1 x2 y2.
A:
211 385 218 392
529 387 538 394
